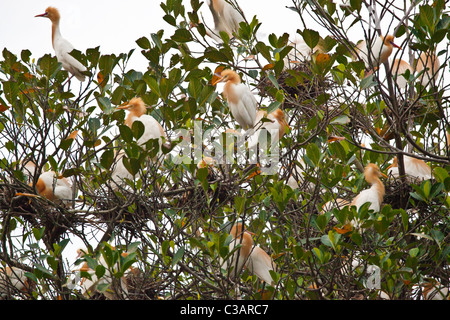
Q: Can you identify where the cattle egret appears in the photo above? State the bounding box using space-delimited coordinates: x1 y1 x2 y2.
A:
350 163 387 227
387 155 432 182
75 249 132 300
392 59 413 89
16 170 73 206
110 149 134 189
416 51 440 87
248 109 290 150
0 266 31 298
355 34 400 70
284 159 315 192
422 281 449 300
35 171 72 204
35 7 87 82
283 35 325 68
223 223 276 285
212 69 258 131
207 0 244 40
117 97 166 155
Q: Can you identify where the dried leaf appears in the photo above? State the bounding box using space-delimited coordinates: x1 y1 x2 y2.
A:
316 53 330 64
327 136 345 143
0 105 9 112
333 223 353 234
94 139 102 147
97 72 107 87
67 130 79 140
262 63 274 71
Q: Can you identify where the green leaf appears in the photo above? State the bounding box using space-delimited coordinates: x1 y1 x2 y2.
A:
234 196 246 214
409 248 419 258
131 120 145 140
306 143 321 167
101 149 114 170
171 29 193 43
300 29 319 49
32 227 45 241
172 247 185 266
118 125 133 143
267 101 281 114
360 74 376 89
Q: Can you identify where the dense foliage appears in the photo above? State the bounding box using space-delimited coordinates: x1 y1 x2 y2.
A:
0 0 449 300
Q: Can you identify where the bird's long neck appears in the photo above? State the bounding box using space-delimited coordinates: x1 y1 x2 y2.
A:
369 176 385 204
223 78 241 104
51 20 62 48
125 107 146 127
235 232 253 260
212 0 225 13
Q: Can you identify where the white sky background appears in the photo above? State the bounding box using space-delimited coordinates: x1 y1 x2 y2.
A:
0 0 311 71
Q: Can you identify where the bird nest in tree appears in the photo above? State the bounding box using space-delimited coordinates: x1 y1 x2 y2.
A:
257 61 334 116
125 269 165 300
383 176 436 213
383 177 413 210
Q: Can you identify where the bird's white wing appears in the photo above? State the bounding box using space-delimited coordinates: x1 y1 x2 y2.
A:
220 0 244 35
352 187 380 212
246 246 275 285
54 38 87 81
233 84 257 130
404 157 432 180
136 115 164 146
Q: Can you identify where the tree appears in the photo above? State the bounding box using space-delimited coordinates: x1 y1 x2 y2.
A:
0 0 448 300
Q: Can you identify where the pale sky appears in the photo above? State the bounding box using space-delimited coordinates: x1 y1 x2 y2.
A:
0 0 308 71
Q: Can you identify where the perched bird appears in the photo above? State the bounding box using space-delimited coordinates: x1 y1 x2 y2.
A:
35 7 87 82
110 150 134 189
117 97 166 154
387 155 432 182
35 171 73 204
422 281 449 300
283 35 325 68
110 98 166 188
392 59 413 89
350 164 387 227
416 51 440 87
284 159 315 192
355 34 400 71
16 170 73 206
0 266 32 298
75 248 133 300
207 0 244 40
248 109 290 150
223 223 276 285
212 69 258 131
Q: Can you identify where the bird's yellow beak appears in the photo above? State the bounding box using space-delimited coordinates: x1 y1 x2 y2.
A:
211 73 224 86
245 230 256 236
282 118 290 130
117 102 131 110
